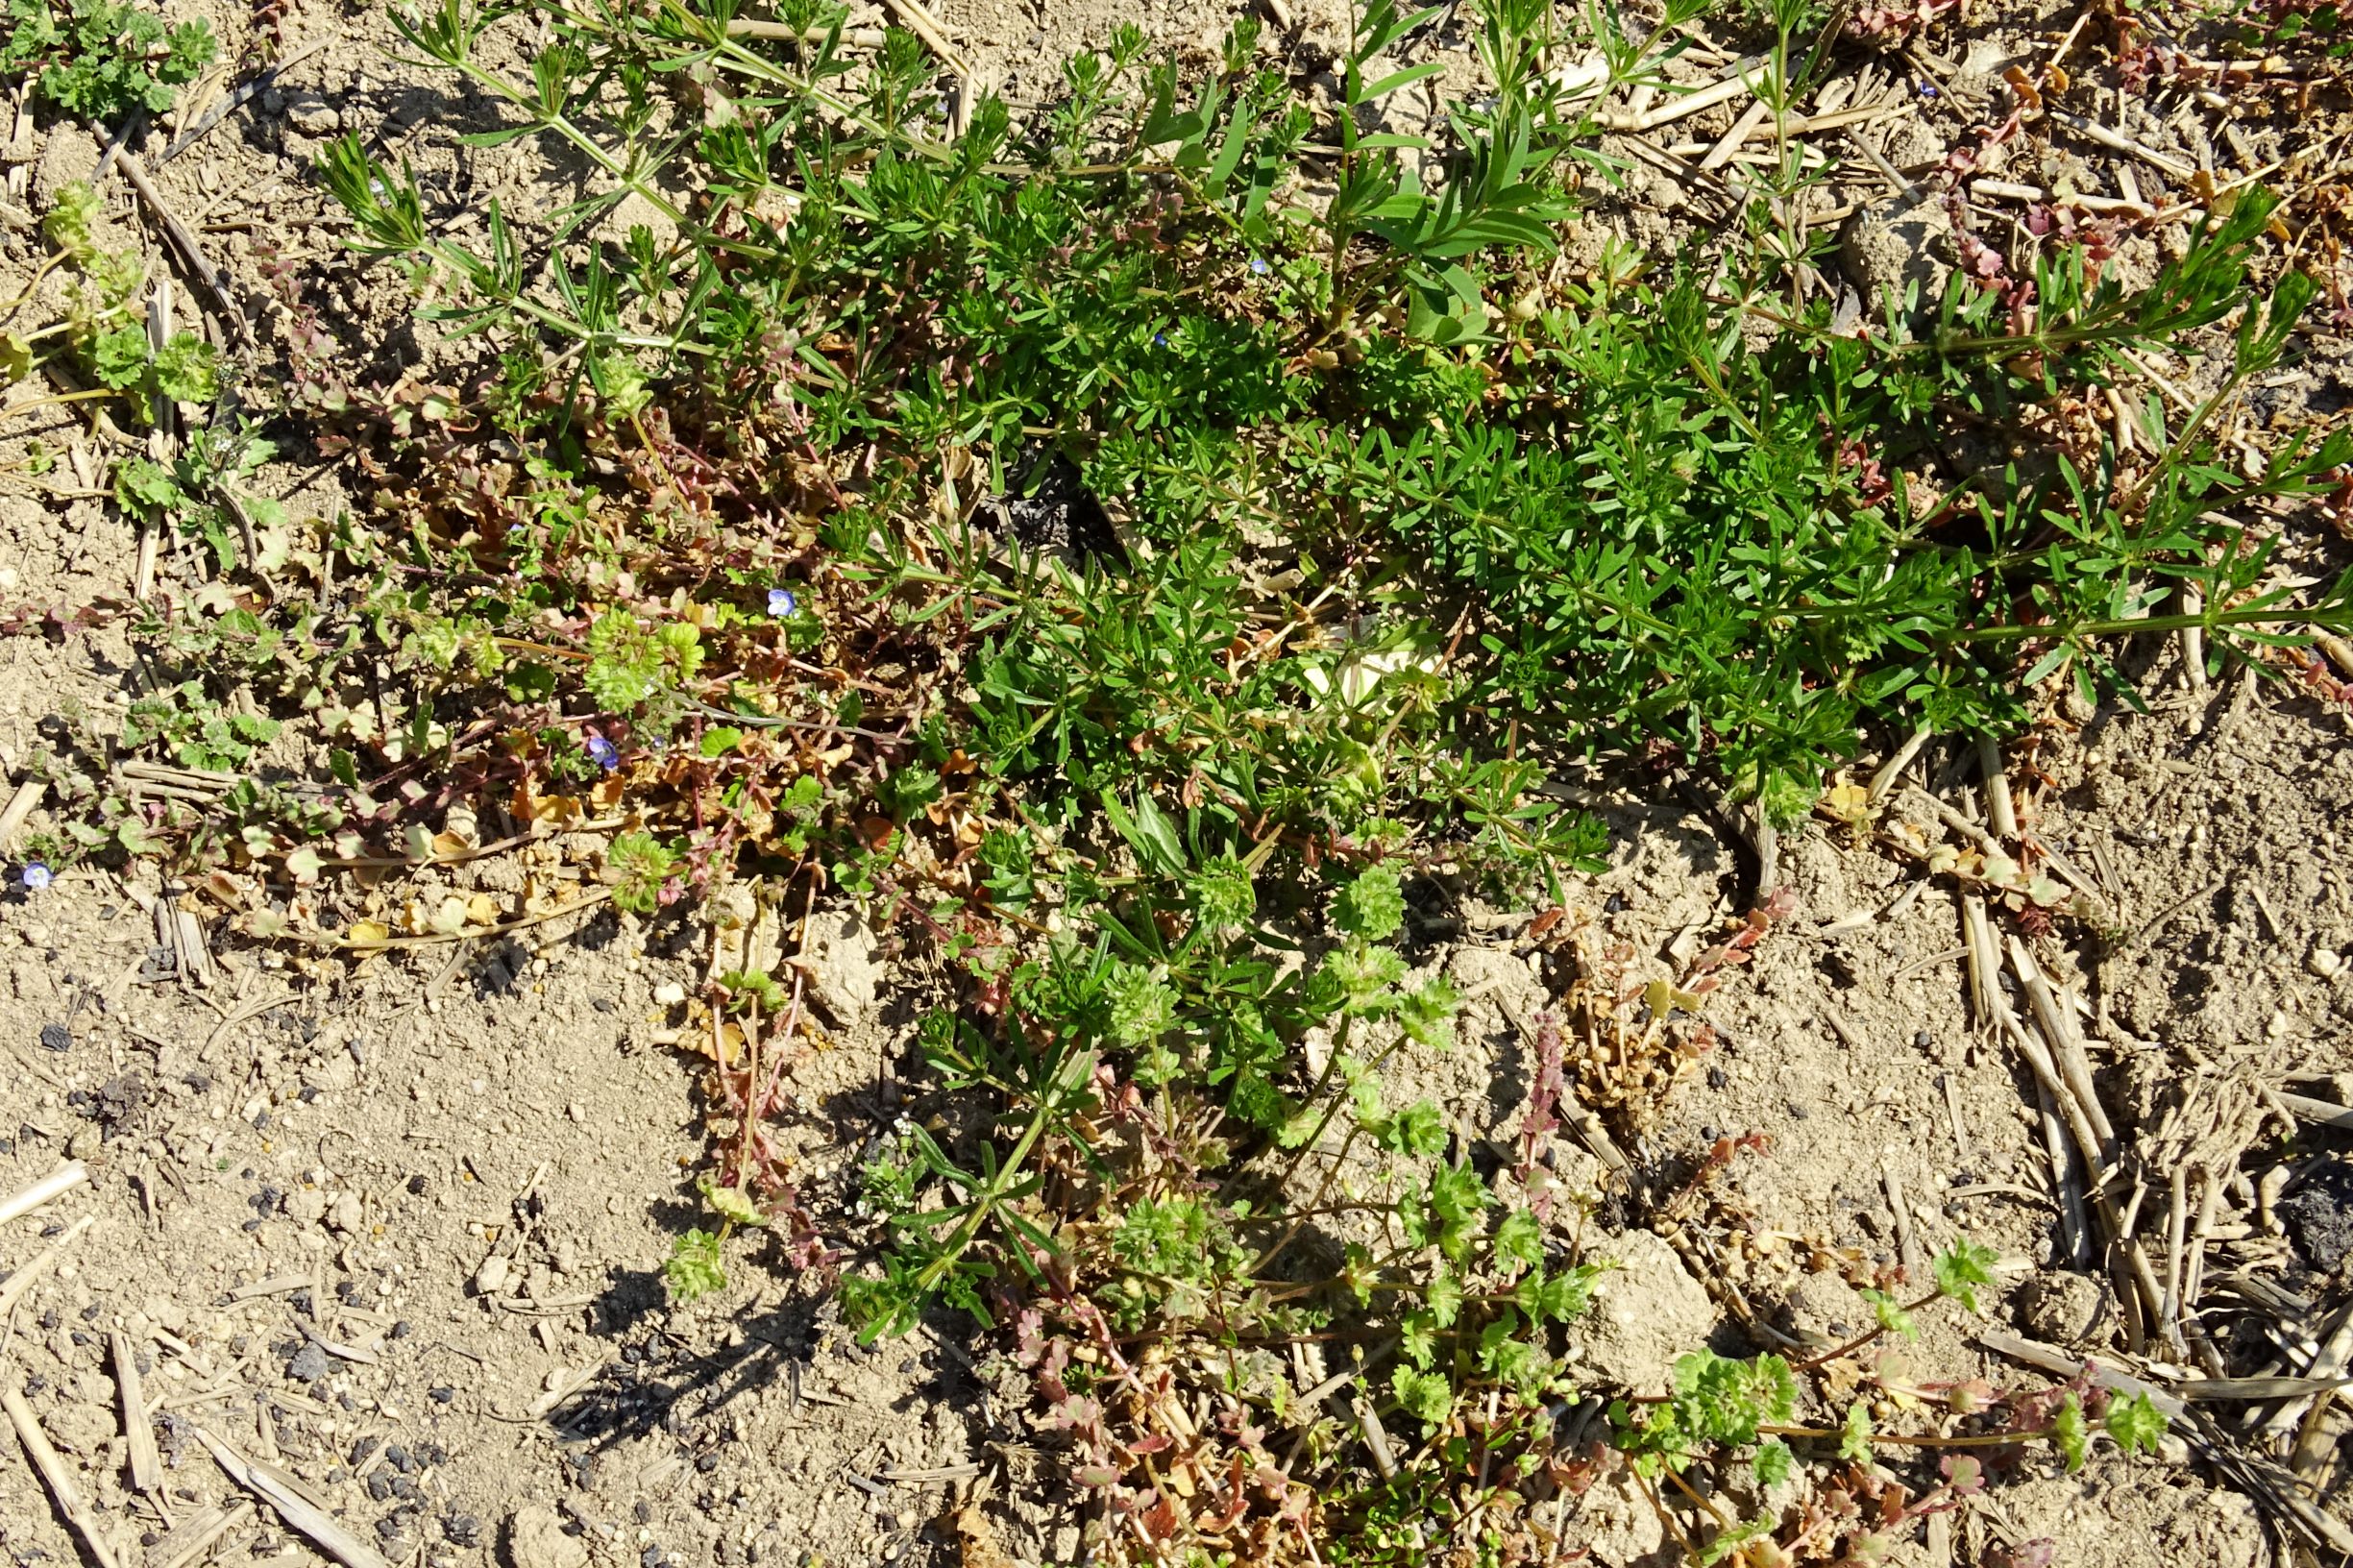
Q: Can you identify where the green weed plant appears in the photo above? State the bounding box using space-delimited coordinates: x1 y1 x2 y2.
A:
11 0 2335 1557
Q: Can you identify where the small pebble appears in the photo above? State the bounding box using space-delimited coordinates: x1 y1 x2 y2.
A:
652 982 687 1006
38 1023 70 1053
473 1256 512 1296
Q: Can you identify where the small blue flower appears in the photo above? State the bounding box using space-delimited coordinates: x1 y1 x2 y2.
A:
1249 257 1270 276
585 736 620 772
20 862 51 892
768 587 797 618
1917 79 1939 98
1153 331 1168 347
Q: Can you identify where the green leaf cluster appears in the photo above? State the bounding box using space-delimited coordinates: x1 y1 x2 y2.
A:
4 0 214 121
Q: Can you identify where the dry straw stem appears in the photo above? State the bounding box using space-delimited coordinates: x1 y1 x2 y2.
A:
1958 893 2002 1027
1699 98 1773 172
1964 898 2085 1258
2275 1090 2353 1132
2262 1299 2353 1446
96 131 249 345
525 1352 617 1419
2005 937 2115 1151
116 759 240 803
881 0 968 76
1975 736 2018 841
1990 941 2184 1364
4 1383 124 1568
727 17 889 45
2285 1303 2353 1478
1988 1328 2353 1557
0 776 43 853
2049 109 2197 181
1880 1164 1926 1282
1353 1396 1399 1479
196 1425 392 1568
160 37 333 161
1595 53 1771 131
0 1161 86 1227
0 1213 95 1320
148 1504 255 1568
1972 179 2152 217
1909 787 2002 860
1868 725 1934 802
1978 1327 2186 1419
110 1330 163 1492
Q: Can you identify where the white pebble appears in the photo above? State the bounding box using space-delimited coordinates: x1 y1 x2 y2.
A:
652 982 687 1006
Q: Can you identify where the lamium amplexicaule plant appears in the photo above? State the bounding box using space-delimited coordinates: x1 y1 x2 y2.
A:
28 0 2350 1556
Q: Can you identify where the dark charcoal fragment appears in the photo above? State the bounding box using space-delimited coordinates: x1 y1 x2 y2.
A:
38 1022 70 1052
2280 1159 2353 1273
92 1073 148 1132
991 451 1120 560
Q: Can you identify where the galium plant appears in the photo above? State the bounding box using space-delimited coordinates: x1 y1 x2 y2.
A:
72 0 2335 910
